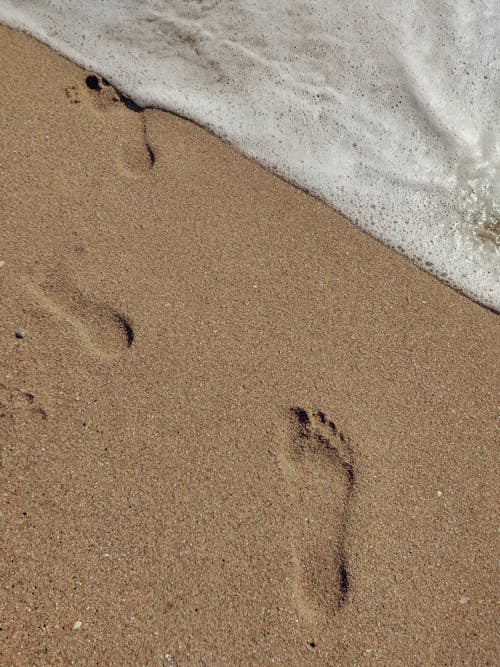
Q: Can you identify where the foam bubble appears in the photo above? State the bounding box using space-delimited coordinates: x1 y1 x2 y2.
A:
1 0 498 309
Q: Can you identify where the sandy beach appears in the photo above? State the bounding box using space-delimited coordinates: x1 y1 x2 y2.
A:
0 26 498 666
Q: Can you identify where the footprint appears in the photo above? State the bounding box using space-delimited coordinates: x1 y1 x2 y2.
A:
65 73 122 111
119 111 157 174
0 382 48 424
65 73 156 173
280 407 355 622
27 280 134 359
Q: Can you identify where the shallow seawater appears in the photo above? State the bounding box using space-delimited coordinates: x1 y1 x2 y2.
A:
1 0 498 309
458 164 500 248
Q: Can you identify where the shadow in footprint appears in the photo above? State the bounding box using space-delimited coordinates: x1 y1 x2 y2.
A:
27 280 134 359
281 406 355 621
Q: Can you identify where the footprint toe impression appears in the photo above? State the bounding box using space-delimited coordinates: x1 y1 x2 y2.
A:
0 382 48 424
285 406 355 620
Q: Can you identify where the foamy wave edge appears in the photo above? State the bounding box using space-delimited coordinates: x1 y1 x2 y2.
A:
1 1 498 310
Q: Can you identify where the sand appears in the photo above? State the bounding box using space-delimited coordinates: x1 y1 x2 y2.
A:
0 25 497 667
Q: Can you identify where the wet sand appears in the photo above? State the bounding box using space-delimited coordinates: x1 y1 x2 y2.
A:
0 26 497 666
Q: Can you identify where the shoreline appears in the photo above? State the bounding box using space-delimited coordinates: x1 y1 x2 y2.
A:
0 25 497 666
0 13 497 312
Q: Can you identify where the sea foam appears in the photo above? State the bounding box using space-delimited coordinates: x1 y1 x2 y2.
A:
1 1 498 309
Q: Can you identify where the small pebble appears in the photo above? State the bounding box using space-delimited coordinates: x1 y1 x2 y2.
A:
459 596 469 604
15 329 27 339
73 620 82 629
0 260 5 268
437 490 442 497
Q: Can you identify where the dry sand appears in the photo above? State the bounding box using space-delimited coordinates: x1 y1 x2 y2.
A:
0 25 498 666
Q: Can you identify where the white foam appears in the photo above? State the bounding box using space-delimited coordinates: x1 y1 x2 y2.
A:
1 1 498 309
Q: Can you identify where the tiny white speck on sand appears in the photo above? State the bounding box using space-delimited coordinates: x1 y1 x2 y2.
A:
73 620 82 629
